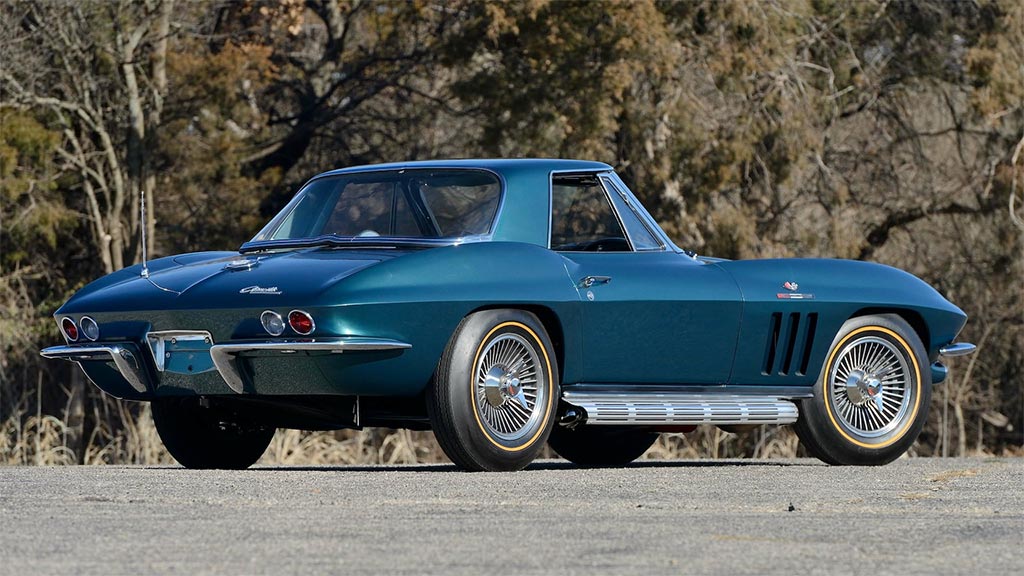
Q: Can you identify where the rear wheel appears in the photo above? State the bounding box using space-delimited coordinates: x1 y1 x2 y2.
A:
795 314 930 465
152 398 275 470
549 425 658 467
427 309 558 471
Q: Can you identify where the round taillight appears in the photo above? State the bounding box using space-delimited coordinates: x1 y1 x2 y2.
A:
80 316 100 341
288 310 315 335
260 310 285 336
61 317 79 342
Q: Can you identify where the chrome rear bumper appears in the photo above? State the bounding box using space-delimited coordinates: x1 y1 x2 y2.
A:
40 344 148 393
42 337 411 395
210 338 411 393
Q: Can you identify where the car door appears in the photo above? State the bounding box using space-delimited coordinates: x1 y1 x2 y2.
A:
551 173 743 385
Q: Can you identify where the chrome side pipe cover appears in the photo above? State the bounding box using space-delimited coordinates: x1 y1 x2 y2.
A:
562 392 799 426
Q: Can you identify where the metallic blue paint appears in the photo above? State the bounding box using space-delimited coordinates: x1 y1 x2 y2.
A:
46 159 969 410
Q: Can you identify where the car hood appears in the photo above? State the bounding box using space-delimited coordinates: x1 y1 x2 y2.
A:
59 248 398 313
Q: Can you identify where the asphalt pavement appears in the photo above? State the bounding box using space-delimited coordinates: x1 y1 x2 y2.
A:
0 457 1020 575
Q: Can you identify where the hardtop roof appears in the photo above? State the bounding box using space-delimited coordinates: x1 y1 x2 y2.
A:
314 158 612 179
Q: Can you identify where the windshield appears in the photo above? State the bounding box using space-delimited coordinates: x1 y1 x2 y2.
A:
251 169 502 244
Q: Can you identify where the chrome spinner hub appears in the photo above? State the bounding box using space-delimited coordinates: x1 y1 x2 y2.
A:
482 365 529 410
474 331 543 441
844 369 885 412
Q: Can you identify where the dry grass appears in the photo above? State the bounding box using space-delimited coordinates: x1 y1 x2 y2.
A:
0 413 78 465
259 429 448 466
0 402 1013 466
643 425 802 460
1 401 809 466
929 468 981 483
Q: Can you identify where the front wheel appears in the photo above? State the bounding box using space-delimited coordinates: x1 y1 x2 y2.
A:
152 398 275 470
427 309 559 471
795 314 930 465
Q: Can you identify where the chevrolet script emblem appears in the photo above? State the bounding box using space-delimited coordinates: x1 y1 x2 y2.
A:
239 285 282 295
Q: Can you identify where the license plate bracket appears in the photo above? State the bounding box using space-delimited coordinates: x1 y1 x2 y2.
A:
146 331 216 374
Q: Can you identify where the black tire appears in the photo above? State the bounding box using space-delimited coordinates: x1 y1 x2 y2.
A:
151 398 275 470
427 309 559 471
795 314 931 466
549 425 658 467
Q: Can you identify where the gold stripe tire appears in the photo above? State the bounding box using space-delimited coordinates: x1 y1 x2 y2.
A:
794 313 931 466
427 309 559 472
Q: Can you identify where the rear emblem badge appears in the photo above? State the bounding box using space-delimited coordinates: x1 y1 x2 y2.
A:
783 281 799 291
240 285 282 295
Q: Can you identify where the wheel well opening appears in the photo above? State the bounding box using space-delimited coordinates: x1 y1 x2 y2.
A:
470 304 566 384
850 307 930 350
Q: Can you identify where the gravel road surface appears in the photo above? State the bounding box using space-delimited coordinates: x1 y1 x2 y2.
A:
1 457 1020 575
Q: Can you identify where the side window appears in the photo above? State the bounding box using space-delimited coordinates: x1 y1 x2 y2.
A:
602 178 663 251
550 177 630 251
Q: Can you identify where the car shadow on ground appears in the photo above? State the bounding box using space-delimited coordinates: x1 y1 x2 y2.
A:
233 459 822 473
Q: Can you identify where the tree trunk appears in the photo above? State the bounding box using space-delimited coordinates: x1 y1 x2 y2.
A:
953 401 967 457
143 0 172 260
65 366 86 464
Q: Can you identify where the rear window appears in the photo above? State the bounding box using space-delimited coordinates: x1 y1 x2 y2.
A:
263 170 502 240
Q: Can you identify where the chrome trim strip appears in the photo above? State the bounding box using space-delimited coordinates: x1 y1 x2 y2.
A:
563 383 814 398
210 337 412 393
938 342 976 357
40 344 148 393
561 391 799 426
606 172 683 253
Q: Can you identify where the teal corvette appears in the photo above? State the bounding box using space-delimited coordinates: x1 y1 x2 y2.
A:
42 159 975 471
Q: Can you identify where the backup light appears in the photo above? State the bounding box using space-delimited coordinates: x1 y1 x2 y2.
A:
80 316 100 341
61 317 79 342
288 310 315 335
260 310 286 336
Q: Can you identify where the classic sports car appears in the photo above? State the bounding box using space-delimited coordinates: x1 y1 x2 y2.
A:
43 159 975 471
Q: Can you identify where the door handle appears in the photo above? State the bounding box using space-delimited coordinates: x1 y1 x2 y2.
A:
578 275 611 288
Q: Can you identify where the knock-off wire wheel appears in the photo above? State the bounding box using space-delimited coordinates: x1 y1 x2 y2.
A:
427 309 558 472
475 332 546 441
794 314 930 466
828 336 913 438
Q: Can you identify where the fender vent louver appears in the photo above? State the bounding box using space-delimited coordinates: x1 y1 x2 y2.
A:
763 312 817 377
762 313 782 375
